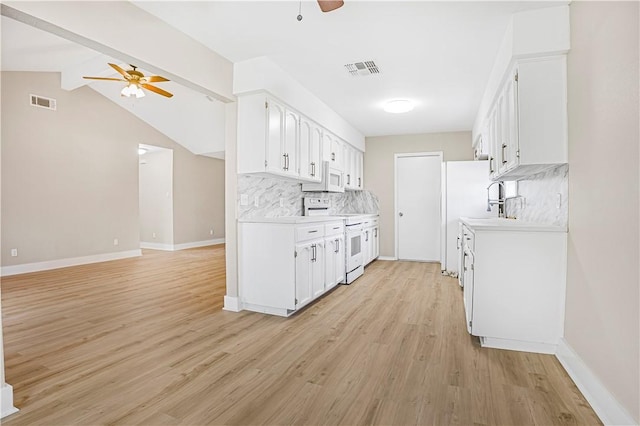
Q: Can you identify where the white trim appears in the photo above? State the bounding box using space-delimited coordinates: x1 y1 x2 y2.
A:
556 338 636 426
480 336 557 354
377 256 397 261
140 239 225 252
223 295 242 312
0 250 142 277
1 383 18 419
242 302 290 317
174 238 225 250
394 151 444 261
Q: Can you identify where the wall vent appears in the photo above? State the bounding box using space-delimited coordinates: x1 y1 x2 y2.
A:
344 60 380 77
30 94 57 111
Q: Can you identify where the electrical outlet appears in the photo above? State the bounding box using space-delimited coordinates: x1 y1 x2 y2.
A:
152 232 156 239
210 229 214 235
10 248 18 257
240 194 249 206
280 198 285 207
556 193 562 209
254 195 259 207
113 238 119 246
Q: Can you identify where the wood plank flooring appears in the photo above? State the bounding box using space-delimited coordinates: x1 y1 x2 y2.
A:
1 246 601 425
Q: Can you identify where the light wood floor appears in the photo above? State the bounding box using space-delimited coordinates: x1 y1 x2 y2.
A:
1 246 601 425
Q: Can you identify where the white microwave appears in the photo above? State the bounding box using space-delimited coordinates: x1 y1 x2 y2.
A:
301 161 344 193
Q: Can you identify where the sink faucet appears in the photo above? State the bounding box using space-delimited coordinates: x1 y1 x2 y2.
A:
487 181 505 217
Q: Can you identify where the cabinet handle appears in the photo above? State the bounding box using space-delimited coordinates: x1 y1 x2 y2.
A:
489 157 495 173
308 230 318 233
311 244 316 262
335 239 340 253
365 230 369 242
347 174 351 185
283 153 287 170
358 177 361 188
457 236 461 249
374 228 377 237
331 152 335 161
310 162 315 177
501 144 507 165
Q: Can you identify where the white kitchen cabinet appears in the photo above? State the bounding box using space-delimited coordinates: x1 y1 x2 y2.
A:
322 132 343 166
343 143 364 191
484 55 567 181
324 222 345 290
239 219 344 317
299 115 322 182
362 217 379 266
459 219 567 354
238 92 318 181
296 239 325 303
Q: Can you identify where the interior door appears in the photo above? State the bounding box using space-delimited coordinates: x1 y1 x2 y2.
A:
396 154 442 262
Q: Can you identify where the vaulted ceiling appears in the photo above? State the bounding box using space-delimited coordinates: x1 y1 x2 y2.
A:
2 1 565 150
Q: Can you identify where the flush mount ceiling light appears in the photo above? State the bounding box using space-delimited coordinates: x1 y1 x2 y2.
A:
384 99 414 114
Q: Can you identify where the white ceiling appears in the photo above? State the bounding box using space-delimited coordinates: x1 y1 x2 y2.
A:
2 1 565 140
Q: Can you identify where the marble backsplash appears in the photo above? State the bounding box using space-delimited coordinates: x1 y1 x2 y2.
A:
505 164 568 227
238 175 379 219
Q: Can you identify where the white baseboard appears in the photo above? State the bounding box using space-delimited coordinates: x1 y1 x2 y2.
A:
140 238 225 251
480 336 557 354
223 295 242 312
556 338 637 426
1 383 18 419
1 249 142 277
377 256 397 261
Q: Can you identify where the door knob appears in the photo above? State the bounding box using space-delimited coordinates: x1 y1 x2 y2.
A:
399 212 404 217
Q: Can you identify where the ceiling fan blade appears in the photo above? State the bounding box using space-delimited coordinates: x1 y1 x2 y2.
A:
82 77 127 82
141 83 174 98
108 63 132 79
142 75 170 83
318 0 344 12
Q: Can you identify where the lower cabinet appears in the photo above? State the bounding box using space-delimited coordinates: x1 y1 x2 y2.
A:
363 218 379 266
460 221 567 354
295 239 325 307
239 220 344 317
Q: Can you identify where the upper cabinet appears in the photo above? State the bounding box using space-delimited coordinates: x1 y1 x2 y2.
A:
484 55 568 181
238 91 363 188
343 143 364 190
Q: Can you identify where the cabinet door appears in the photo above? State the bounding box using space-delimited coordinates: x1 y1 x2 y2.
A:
331 137 343 165
312 241 325 298
496 93 508 175
463 249 475 334
266 99 285 174
299 116 322 182
504 71 519 172
372 227 379 259
295 243 313 308
362 228 371 265
325 238 337 290
335 235 345 284
343 144 353 188
487 109 498 180
355 150 363 189
283 109 299 176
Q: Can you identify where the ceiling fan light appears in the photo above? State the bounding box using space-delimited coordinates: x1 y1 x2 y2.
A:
384 99 414 114
134 87 145 98
121 85 133 97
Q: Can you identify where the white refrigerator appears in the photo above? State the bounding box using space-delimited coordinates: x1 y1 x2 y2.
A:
440 161 498 275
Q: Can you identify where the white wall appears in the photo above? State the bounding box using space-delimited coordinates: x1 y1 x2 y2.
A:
139 149 174 246
565 1 639 423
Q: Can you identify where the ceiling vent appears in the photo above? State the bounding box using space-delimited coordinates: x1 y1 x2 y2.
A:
30 94 57 111
344 60 380 77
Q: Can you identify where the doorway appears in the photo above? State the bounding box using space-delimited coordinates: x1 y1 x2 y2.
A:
395 152 442 262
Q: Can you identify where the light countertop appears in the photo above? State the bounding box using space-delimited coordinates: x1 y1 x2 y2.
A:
460 217 567 232
239 214 378 224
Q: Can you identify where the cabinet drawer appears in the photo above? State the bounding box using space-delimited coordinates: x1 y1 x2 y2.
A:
324 222 344 236
296 224 325 242
463 227 475 250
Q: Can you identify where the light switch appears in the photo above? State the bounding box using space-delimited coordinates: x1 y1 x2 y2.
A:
240 194 249 206
254 195 260 207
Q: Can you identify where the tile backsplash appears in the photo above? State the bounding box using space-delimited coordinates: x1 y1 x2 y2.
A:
238 175 379 219
505 164 568 227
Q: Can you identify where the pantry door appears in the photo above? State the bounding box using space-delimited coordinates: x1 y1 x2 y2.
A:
395 152 442 262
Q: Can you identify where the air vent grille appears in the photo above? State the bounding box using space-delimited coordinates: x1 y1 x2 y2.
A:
344 60 380 77
30 94 57 111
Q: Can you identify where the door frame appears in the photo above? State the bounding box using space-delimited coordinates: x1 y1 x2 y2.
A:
394 151 443 261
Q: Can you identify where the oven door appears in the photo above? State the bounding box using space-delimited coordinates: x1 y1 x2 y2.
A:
346 226 363 272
